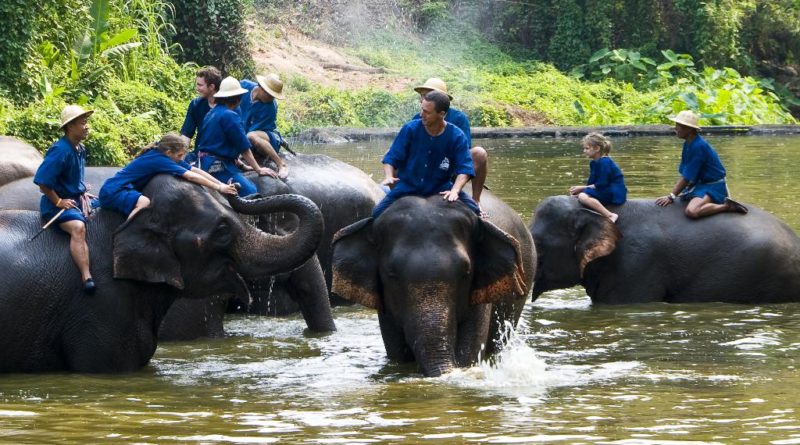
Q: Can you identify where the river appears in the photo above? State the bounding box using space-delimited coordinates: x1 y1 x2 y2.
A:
2 135 800 444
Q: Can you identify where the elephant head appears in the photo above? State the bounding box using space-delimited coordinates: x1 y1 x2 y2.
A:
530 195 621 298
112 174 323 301
332 196 527 377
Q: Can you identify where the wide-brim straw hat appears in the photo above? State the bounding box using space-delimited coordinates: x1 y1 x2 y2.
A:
670 110 701 129
59 105 94 129
214 76 249 98
414 77 453 100
256 74 285 100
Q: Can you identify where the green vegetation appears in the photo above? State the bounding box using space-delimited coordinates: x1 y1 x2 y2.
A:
0 0 797 165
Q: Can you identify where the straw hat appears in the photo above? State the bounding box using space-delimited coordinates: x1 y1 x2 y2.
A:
59 105 94 129
414 77 453 100
256 74 285 100
214 76 248 98
670 110 701 130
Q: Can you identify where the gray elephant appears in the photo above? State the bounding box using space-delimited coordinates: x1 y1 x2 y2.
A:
530 195 800 304
0 155 378 337
0 136 42 187
0 174 323 373
331 187 535 377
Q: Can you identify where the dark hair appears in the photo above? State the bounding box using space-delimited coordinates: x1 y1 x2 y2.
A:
423 90 450 114
216 95 242 107
196 66 222 91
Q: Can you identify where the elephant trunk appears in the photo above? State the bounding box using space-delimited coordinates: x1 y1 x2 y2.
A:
405 285 458 377
228 194 324 278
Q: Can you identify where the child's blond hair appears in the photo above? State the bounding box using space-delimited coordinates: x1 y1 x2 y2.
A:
582 132 612 156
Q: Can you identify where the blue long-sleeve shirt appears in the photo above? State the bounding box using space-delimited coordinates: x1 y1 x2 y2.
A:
383 119 474 196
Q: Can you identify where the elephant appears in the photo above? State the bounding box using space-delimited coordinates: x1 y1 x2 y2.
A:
0 154 380 337
530 195 800 304
331 186 535 377
0 174 323 373
0 136 43 187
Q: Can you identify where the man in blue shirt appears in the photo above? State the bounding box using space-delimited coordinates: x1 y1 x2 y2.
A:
180 66 222 164
239 73 288 179
373 90 479 218
413 78 488 213
33 105 96 293
655 110 748 218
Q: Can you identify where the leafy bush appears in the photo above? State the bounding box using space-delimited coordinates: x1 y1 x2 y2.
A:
467 103 513 127
169 0 255 77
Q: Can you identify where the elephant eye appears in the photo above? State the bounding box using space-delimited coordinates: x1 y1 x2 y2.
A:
213 222 233 245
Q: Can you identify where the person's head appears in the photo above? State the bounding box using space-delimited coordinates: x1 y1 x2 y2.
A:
59 105 93 142
414 77 452 102
254 73 285 102
581 132 612 158
156 132 191 162
214 76 248 108
196 66 222 98
420 90 450 128
669 110 700 140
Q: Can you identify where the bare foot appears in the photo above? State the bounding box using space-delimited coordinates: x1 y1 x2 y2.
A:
278 165 289 179
608 213 619 223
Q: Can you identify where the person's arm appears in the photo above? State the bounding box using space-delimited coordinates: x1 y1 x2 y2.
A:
655 177 689 206
441 174 470 201
241 149 277 177
190 166 223 183
182 170 238 195
38 185 78 209
381 163 399 188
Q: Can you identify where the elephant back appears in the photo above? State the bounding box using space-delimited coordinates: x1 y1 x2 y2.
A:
0 137 42 188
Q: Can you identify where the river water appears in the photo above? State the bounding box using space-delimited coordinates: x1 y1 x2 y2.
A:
2 135 800 444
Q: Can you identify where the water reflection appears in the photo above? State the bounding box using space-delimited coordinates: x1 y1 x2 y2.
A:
2 135 800 443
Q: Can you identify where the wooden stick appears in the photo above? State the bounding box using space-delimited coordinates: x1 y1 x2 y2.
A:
29 208 66 241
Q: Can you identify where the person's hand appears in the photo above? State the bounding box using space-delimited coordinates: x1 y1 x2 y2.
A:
217 183 239 195
655 195 674 207
256 167 279 178
56 198 78 209
381 176 399 189
569 185 584 195
440 189 460 202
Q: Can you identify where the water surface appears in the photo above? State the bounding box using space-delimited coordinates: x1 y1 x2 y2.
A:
2 135 800 444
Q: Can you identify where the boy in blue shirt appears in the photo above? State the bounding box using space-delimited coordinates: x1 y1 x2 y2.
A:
180 66 222 164
99 132 238 219
33 105 96 293
196 76 275 197
373 90 478 218
413 78 488 213
238 73 288 179
655 110 748 218
569 132 627 223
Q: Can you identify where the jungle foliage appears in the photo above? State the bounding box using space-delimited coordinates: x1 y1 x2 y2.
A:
0 0 797 165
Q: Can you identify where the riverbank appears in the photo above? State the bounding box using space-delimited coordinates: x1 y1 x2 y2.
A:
296 124 800 144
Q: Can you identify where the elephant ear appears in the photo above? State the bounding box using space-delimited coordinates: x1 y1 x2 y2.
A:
471 220 527 305
112 207 184 289
331 217 380 309
575 208 622 277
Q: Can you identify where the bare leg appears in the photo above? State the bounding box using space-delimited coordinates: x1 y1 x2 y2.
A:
470 146 488 205
127 196 151 221
60 220 92 281
247 131 287 179
577 192 618 223
685 195 729 219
